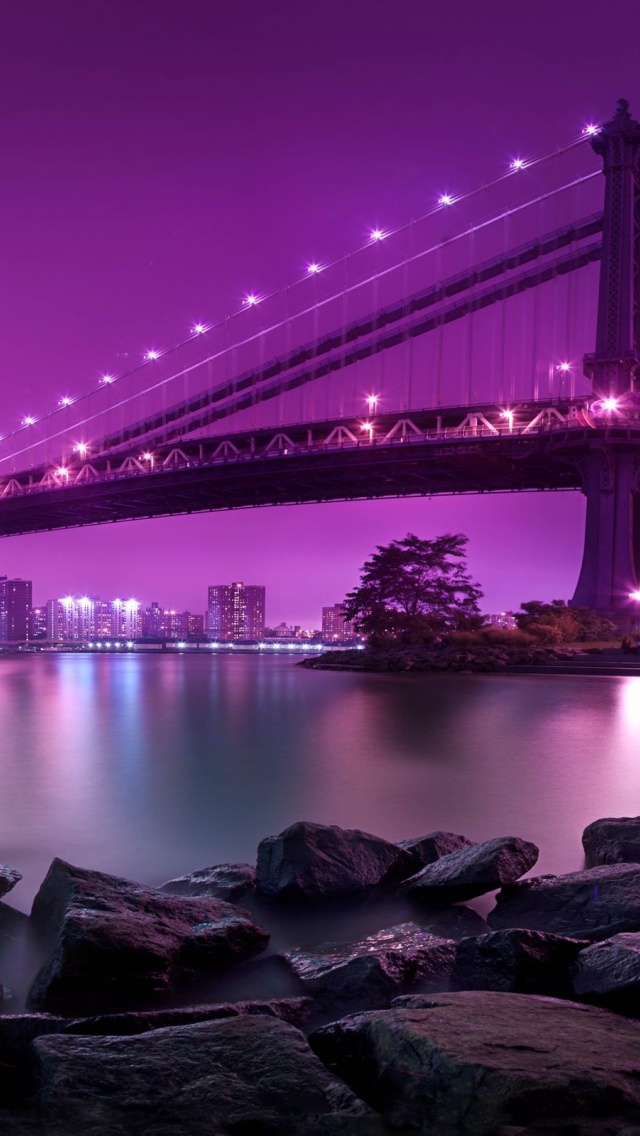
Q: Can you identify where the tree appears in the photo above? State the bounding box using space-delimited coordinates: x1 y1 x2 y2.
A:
512 600 618 644
343 533 483 642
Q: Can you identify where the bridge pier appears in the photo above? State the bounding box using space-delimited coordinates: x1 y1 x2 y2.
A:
572 447 639 615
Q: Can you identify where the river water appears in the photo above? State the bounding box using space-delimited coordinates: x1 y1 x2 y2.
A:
2 651 640 913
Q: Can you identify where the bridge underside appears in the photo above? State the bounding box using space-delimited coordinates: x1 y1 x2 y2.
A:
0 433 588 537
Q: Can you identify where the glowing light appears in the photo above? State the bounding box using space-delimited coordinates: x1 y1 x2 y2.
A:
177 642 186 648
501 410 514 430
192 323 206 334
244 294 259 307
601 397 619 411
56 467 69 480
584 124 600 136
60 396 73 407
307 262 322 274
369 229 385 242
74 443 89 457
124 599 140 611
510 158 525 171
365 395 379 412
438 194 454 206
558 362 572 373
361 421 374 437
145 350 159 360
142 452 154 464
22 416 35 426
127 641 134 648
101 374 114 384
630 590 640 601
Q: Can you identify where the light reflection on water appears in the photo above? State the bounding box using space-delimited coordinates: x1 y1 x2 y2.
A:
0 654 639 913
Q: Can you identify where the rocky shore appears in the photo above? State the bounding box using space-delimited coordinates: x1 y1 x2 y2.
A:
2 816 640 1133
299 643 637 675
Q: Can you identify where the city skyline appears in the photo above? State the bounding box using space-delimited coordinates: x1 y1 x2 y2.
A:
0 2 635 616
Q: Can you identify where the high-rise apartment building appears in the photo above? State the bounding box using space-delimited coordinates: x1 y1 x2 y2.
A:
207 582 265 641
0 577 32 641
322 604 356 642
46 596 141 641
29 606 47 640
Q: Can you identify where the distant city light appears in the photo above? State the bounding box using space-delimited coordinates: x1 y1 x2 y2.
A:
60 396 73 407
307 262 322 274
101 374 114 384
127 641 134 648
192 323 206 334
145 350 159 360
510 158 525 171
244 294 259 307
369 229 385 242
438 194 454 206
22 416 35 426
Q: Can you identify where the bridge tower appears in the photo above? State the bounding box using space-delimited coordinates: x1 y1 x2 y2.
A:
572 99 640 615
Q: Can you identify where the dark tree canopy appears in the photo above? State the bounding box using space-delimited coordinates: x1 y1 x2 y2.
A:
512 599 618 644
343 533 483 641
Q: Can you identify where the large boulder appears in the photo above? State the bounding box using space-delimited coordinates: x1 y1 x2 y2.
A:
159 861 256 902
572 932 640 1009
26 858 270 1012
284 922 455 1012
397 830 475 869
583 816 640 866
451 929 586 997
31 1015 383 1135
255 821 415 902
310 991 640 1135
0 866 21 899
488 864 640 940
400 836 539 904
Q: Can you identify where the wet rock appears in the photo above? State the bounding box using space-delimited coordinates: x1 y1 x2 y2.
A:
488 864 640 940
310 990 640 1135
26 858 270 1013
32 1014 383 1135
451 929 587 997
400 836 539 904
583 817 640 866
0 867 21 899
158 862 256 902
256 820 415 902
572 932 640 1008
397 830 475 868
284 922 455 1012
416 904 489 939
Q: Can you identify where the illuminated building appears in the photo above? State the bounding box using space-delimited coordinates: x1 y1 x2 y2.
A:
486 612 517 630
207 582 265 641
0 577 32 641
110 599 142 639
29 606 47 639
321 604 356 642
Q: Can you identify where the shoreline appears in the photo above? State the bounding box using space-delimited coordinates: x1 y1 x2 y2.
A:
299 644 640 677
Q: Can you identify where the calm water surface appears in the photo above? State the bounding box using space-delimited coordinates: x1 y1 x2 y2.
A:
2 652 640 914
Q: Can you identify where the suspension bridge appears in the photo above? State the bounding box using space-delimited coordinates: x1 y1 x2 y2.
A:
2 99 640 615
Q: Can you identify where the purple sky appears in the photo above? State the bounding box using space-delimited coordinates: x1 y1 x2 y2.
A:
0 0 637 624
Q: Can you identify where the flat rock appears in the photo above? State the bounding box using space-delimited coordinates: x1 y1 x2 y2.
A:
26 858 270 1012
583 817 640 866
310 990 640 1135
32 1014 383 1135
284 922 455 1011
488 863 640 940
397 830 475 868
158 861 256 901
0 997 313 1061
451 929 587 997
0 867 21 899
572 932 640 1006
400 836 539 904
256 820 415 902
